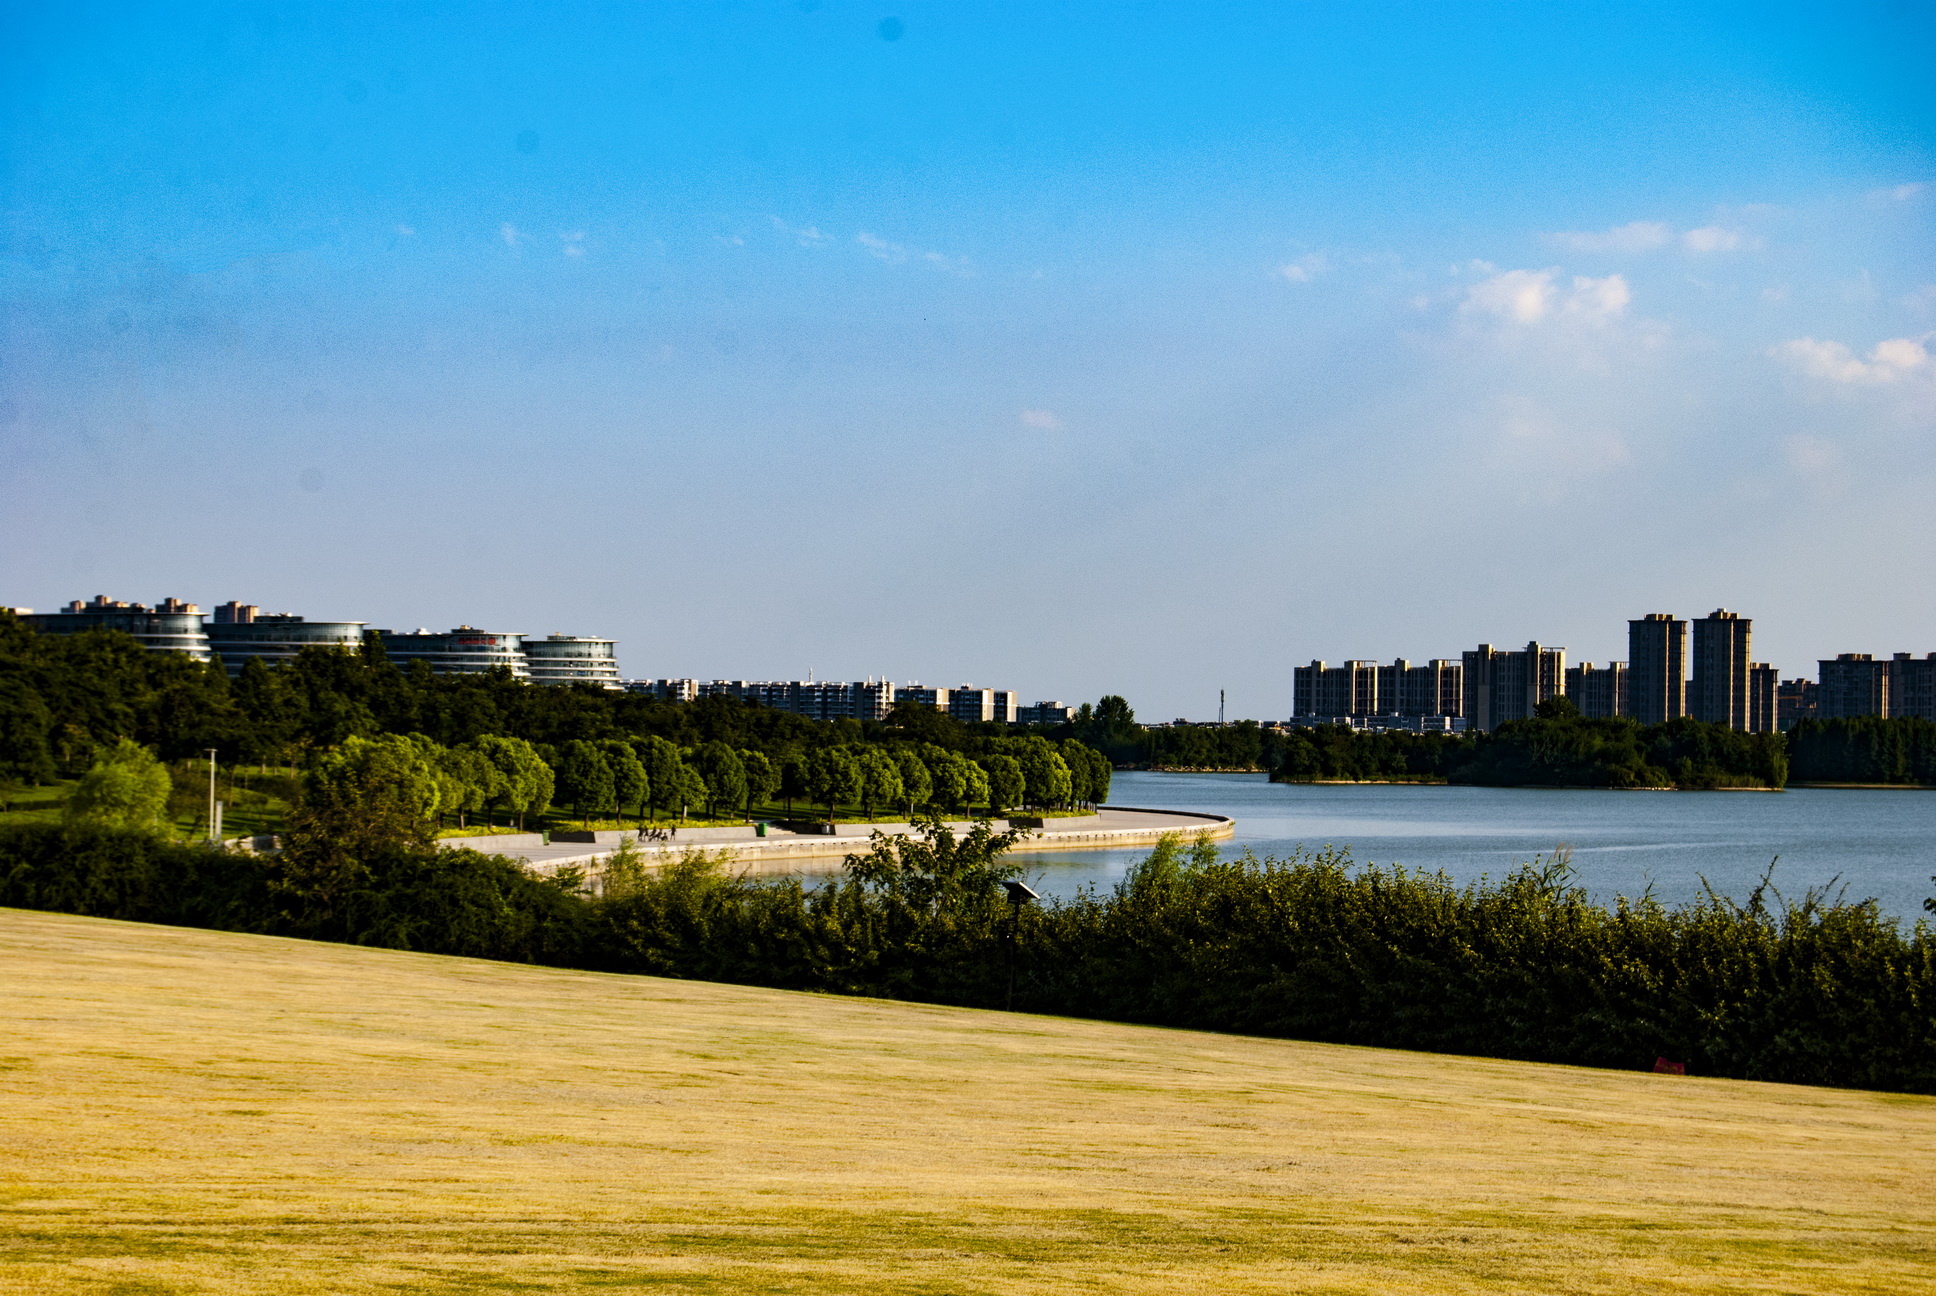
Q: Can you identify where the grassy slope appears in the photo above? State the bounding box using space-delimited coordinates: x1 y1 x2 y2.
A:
2 910 1931 1295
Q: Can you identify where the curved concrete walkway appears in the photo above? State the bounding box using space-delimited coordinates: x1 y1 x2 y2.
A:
442 805 1234 881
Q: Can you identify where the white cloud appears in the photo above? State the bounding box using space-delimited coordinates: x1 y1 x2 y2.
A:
499 223 522 247
1276 253 1329 283
1774 335 1932 384
857 232 907 264
1462 269 1628 325
1464 268 1556 322
1019 409 1061 430
1682 225 1749 253
1548 221 1671 253
560 231 585 257
1563 274 1630 319
396 224 416 237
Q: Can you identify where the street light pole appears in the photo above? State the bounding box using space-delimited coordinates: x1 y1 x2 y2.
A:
205 748 217 843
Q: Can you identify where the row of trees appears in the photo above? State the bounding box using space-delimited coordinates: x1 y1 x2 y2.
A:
0 619 1116 810
1269 699 1793 788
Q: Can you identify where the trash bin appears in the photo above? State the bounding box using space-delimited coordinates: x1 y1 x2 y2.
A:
755 822 767 837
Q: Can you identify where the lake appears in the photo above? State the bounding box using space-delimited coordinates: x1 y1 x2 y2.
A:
1013 771 1936 924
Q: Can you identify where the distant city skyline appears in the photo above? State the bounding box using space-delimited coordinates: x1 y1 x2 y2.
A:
3 4 1931 718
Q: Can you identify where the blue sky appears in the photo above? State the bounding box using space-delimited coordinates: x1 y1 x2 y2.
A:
3 2 1932 718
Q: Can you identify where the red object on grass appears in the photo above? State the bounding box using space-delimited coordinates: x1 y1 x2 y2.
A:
1653 1057 1686 1075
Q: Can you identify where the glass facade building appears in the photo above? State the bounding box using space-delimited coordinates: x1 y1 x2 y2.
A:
523 634 621 687
374 627 529 677
205 614 367 675
19 596 213 661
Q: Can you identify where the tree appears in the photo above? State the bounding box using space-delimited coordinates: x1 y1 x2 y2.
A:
691 741 747 821
444 742 502 828
0 676 55 785
1061 739 1095 806
858 747 904 819
1014 738 1073 809
776 747 810 818
291 733 451 853
472 734 554 830
955 755 990 815
981 754 1024 815
1081 744 1112 805
807 746 860 821
671 761 708 823
555 740 616 827
599 739 649 823
636 735 684 822
891 746 932 816
63 738 170 832
738 748 776 820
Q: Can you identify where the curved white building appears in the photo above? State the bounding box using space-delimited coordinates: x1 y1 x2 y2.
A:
20 596 213 661
524 634 621 688
374 626 529 677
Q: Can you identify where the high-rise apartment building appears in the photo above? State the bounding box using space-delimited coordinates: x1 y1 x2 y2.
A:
1886 653 1936 722
1690 609 1753 730
1776 678 1818 730
1814 652 1936 722
1294 658 1462 719
1461 642 1566 732
1564 661 1628 719
1627 613 1687 725
1292 660 1379 717
1817 654 1888 719
1380 659 1464 717
1748 663 1777 733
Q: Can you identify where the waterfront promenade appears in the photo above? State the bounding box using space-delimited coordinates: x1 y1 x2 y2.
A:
443 805 1233 879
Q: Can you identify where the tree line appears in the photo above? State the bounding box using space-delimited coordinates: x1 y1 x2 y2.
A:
0 618 1110 828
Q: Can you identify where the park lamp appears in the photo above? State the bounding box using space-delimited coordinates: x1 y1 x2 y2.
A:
1003 880 1040 906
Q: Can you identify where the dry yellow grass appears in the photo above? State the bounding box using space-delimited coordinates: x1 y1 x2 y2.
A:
2 907 1932 1294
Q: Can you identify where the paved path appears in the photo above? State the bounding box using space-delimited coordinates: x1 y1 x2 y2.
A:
441 805 1233 880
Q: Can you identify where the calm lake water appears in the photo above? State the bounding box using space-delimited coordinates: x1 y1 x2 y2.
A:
1012 771 1936 924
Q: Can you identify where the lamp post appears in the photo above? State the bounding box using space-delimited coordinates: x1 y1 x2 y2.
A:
205 749 218 843
1001 879 1039 1011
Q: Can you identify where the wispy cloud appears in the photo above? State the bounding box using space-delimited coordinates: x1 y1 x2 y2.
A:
1546 220 1756 255
1682 225 1752 253
857 231 973 275
1869 182 1926 203
1773 334 1932 384
1462 269 1628 324
770 216 829 246
1548 221 1670 253
560 230 585 257
1276 253 1328 283
499 223 522 247
856 231 907 264
1019 409 1061 430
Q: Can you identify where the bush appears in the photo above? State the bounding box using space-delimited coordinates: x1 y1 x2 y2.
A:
5 820 1932 1094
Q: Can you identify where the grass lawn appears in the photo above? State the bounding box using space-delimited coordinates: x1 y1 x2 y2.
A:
3 909 1931 1294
